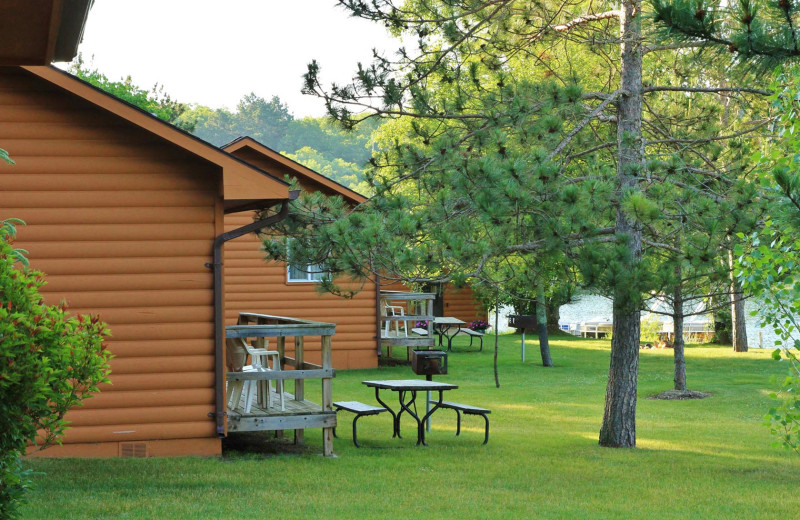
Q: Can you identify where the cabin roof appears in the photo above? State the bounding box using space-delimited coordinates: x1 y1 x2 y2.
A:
23 66 291 213
0 0 94 65
222 136 367 205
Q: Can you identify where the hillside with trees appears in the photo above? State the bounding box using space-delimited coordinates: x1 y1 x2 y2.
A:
68 58 376 195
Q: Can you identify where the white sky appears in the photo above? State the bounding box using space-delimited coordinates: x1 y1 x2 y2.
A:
70 0 399 117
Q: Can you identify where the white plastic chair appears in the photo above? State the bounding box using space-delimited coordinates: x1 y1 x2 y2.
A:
384 304 408 338
244 340 285 411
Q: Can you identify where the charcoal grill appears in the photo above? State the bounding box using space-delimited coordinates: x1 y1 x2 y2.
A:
508 314 537 363
411 349 448 380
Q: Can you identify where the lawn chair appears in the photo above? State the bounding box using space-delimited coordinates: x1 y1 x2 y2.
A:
243 340 285 411
383 304 408 338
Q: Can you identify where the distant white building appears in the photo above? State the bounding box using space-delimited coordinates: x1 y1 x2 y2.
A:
490 291 789 349
488 305 515 334
556 293 711 340
744 299 799 349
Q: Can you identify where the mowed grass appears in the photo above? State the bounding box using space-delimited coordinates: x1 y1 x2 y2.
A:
22 335 800 519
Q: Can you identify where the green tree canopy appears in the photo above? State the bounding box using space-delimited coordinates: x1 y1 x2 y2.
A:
262 0 772 448
69 55 195 132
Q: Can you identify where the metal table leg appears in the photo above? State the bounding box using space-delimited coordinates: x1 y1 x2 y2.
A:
446 326 463 351
396 390 425 445
373 387 399 438
419 389 445 446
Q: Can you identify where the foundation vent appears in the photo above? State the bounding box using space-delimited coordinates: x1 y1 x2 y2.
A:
119 442 148 458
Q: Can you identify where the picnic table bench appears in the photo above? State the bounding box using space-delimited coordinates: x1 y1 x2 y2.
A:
460 328 484 351
439 401 491 444
333 401 388 447
414 325 484 351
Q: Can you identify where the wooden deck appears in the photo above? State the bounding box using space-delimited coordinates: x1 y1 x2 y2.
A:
379 291 435 357
226 313 336 456
227 390 337 432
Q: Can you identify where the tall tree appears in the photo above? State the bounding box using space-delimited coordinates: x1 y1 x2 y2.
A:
648 1 800 355
270 0 771 448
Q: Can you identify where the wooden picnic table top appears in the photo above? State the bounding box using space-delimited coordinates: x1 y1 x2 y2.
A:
361 379 459 391
433 317 466 325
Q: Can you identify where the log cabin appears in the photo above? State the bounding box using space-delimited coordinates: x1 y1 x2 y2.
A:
0 0 485 459
0 68 484 457
1 66 291 457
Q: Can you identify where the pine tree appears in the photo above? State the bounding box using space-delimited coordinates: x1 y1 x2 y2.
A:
266 0 771 447
649 0 800 354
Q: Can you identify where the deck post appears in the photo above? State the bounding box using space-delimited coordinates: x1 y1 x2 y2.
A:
276 336 285 362
427 299 434 339
294 335 305 445
276 336 286 439
321 334 334 457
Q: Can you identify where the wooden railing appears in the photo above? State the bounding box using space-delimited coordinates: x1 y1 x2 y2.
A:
379 291 436 354
226 313 336 457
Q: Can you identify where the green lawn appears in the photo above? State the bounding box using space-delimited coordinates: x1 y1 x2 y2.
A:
22 335 800 519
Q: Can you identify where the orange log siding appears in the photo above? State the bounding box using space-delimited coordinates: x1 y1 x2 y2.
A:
224 212 378 369
0 68 222 455
442 284 487 324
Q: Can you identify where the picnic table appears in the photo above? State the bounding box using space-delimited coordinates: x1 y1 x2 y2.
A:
433 317 466 350
362 379 458 446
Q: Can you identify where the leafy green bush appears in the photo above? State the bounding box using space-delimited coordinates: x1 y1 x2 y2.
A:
765 348 800 454
0 219 111 518
738 226 800 454
737 68 800 455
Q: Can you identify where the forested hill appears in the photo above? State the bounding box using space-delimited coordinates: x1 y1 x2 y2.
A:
69 59 376 195
178 96 377 195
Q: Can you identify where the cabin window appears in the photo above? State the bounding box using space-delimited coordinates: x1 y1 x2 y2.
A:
287 240 328 282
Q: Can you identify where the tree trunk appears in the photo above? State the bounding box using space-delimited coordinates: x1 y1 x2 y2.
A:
536 287 554 367
599 0 643 449
672 268 686 391
728 249 748 352
546 299 561 333
493 300 500 388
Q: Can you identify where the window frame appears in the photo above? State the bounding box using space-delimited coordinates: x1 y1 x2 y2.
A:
286 239 329 283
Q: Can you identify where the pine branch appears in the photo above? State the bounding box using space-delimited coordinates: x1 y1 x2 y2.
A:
508 227 617 253
338 0 512 25
549 89 625 160
645 119 772 146
642 238 682 253
566 141 616 160
397 1 512 94
650 0 800 63
643 86 772 96
642 42 707 54
525 9 622 45
781 2 800 54
553 11 622 33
